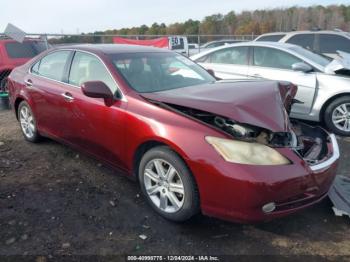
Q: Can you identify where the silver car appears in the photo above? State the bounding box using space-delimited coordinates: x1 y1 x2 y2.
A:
191 42 350 136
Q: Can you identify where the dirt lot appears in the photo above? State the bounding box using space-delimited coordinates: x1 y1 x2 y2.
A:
0 108 349 259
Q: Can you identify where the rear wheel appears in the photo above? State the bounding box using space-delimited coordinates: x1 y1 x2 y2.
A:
18 101 41 142
138 146 200 222
324 96 350 136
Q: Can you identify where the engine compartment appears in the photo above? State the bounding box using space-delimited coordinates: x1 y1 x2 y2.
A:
160 103 329 165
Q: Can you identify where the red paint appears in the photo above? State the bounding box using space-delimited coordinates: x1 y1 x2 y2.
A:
8 45 338 223
0 39 46 75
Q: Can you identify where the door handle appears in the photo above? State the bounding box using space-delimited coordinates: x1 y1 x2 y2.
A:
252 74 262 78
61 92 74 102
24 79 33 87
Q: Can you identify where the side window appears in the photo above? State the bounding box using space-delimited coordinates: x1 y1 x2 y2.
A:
31 61 40 74
69 52 117 93
35 51 70 81
208 47 249 65
256 34 286 42
319 34 350 53
286 34 315 50
253 47 302 70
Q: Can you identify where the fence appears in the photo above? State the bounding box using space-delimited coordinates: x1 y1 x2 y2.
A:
0 33 259 55
1 33 258 44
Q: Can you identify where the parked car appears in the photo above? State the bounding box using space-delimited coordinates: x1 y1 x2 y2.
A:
191 41 350 136
254 30 350 58
0 38 48 93
8 44 339 223
201 39 243 49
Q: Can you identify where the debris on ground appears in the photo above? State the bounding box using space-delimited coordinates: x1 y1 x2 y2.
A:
139 234 148 240
109 200 117 207
62 243 71 249
328 175 350 218
5 237 16 245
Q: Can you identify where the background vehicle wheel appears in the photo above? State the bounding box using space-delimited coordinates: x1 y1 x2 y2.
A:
324 96 350 136
18 101 40 142
138 146 200 222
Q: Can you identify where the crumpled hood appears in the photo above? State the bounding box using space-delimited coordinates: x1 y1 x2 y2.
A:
325 51 350 74
142 80 297 132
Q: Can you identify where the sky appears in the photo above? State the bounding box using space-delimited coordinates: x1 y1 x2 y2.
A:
1 0 349 34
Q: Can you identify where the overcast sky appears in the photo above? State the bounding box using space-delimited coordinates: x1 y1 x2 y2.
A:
1 0 349 34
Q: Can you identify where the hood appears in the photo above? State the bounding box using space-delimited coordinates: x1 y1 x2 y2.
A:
325 51 350 75
142 80 297 132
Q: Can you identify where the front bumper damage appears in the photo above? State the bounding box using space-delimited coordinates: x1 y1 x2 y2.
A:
195 122 340 223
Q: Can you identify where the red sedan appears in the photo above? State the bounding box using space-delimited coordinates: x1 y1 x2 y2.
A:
7 45 339 223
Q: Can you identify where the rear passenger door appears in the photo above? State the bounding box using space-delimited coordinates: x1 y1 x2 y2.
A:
28 50 73 137
198 46 250 79
248 47 317 116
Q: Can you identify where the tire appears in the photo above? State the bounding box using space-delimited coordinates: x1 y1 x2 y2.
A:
18 101 41 142
138 146 200 222
324 96 350 136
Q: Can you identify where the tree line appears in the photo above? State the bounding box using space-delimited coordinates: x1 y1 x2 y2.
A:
51 4 350 44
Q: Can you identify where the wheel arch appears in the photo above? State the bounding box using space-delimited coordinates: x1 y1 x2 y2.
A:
14 96 29 120
132 138 194 183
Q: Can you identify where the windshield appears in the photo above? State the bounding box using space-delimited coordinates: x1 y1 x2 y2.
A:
110 52 215 93
288 46 331 67
5 41 47 59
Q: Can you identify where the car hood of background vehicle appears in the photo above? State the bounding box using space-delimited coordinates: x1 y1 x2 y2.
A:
325 51 350 75
141 80 297 132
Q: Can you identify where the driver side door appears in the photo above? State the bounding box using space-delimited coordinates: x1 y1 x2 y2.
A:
64 51 128 170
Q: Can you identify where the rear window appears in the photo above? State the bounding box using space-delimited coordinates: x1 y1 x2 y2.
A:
256 34 286 42
5 41 47 59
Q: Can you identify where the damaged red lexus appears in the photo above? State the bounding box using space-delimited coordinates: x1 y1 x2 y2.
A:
7 45 339 223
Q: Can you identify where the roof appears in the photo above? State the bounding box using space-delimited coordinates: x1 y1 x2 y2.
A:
257 30 350 37
54 44 171 55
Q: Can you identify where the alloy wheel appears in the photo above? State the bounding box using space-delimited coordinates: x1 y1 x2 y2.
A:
143 159 185 213
332 103 350 132
19 105 35 139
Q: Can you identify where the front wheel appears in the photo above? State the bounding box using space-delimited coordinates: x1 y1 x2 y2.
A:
138 146 200 222
18 101 41 142
324 96 350 136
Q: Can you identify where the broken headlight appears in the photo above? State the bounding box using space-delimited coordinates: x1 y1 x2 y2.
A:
205 136 291 165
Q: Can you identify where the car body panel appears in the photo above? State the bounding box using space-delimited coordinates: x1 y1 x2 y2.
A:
141 80 296 132
8 44 339 223
191 42 350 122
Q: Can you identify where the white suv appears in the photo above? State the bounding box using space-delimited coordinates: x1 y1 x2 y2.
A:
254 30 350 58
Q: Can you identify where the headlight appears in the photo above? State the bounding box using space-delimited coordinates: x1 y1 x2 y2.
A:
205 136 290 165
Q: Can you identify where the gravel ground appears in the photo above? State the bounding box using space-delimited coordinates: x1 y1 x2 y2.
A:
0 109 349 259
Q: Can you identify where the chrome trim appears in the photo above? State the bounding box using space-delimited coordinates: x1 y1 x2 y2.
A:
310 134 340 171
28 48 128 102
61 93 74 101
24 80 33 87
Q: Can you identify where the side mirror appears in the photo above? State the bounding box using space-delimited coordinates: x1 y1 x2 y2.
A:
81 81 115 106
81 81 114 99
292 62 313 73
